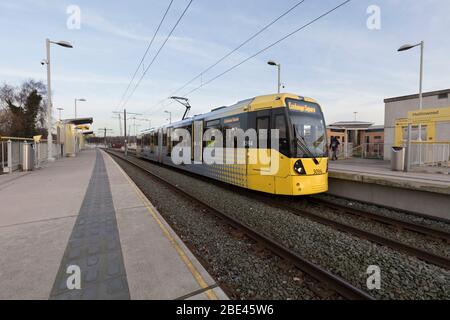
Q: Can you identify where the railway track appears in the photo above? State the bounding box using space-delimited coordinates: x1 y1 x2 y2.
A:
106 150 375 300
305 196 450 243
258 197 450 270
111 149 450 270
112 149 450 269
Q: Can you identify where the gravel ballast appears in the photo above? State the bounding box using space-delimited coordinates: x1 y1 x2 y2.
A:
282 197 450 259
315 194 450 234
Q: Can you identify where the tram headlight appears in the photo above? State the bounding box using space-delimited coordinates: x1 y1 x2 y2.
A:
294 160 306 175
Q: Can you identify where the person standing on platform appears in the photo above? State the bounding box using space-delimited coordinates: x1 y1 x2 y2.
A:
330 136 340 161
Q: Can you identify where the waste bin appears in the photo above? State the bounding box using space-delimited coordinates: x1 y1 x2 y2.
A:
22 142 34 171
391 146 405 171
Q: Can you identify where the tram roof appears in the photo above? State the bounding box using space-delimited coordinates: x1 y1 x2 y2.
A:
142 93 318 132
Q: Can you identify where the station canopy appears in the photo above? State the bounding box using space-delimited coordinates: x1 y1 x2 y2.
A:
328 121 374 130
61 117 94 126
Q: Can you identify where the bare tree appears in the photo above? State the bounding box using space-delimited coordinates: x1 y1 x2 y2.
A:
0 80 47 137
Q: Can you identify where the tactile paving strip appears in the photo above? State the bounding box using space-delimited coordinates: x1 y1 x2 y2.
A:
49 150 130 300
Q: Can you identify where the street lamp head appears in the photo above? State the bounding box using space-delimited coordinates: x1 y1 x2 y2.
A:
398 43 418 52
77 98 87 102
267 60 278 66
55 40 73 48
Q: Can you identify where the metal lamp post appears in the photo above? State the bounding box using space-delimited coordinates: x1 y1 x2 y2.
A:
267 60 281 94
44 38 73 161
56 108 64 121
398 41 425 170
398 41 424 140
74 98 87 119
164 110 172 124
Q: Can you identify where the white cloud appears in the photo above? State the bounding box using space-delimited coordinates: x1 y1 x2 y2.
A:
82 11 154 43
0 67 157 86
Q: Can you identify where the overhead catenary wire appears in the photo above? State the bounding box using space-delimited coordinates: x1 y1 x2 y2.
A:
121 0 195 109
145 0 309 115
148 0 352 119
117 0 175 110
180 0 352 99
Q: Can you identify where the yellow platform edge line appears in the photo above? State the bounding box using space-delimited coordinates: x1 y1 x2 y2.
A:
104 151 219 300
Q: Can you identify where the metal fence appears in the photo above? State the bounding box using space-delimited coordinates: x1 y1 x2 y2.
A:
409 143 450 167
333 142 386 160
1 137 61 174
349 143 385 159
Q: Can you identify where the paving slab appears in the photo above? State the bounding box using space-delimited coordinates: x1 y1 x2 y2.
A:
328 158 450 220
329 159 450 194
102 151 227 300
0 148 227 300
0 150 96 299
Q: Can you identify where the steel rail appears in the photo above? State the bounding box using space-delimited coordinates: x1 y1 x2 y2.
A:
305 196 450 243
261 199 450 270
106 150 375 300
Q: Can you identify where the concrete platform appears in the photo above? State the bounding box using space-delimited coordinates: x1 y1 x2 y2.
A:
328 159 450 221
0 148 227 300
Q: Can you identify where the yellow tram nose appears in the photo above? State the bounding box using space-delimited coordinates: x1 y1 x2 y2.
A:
292 173 329 195
272 157 328 195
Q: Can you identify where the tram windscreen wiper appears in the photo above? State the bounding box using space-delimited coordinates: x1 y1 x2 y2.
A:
294 126 319 164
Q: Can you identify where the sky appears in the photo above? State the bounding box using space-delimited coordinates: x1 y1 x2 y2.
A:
1 0 450 135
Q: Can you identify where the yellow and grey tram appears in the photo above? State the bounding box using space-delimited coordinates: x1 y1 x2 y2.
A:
136 93 328 195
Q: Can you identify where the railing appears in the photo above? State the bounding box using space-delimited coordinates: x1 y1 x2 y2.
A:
326 141 449 169
1 137 61 174
409 142 450 167
360 143 384 159
328 142 352 159
334 143 385 160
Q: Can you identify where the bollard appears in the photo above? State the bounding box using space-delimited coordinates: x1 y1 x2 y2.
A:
1 141 4 172
22 142 34 171
7 140 12 174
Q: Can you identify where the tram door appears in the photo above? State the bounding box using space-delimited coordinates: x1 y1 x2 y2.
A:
193 121 203 164
247 111 275 193
157 129 163 162
150 132 155 154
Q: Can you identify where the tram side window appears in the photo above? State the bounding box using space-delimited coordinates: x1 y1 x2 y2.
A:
204 119 222 148
162 131 167 147
256 117 270 148
274 114 289 155
223 120 240 149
